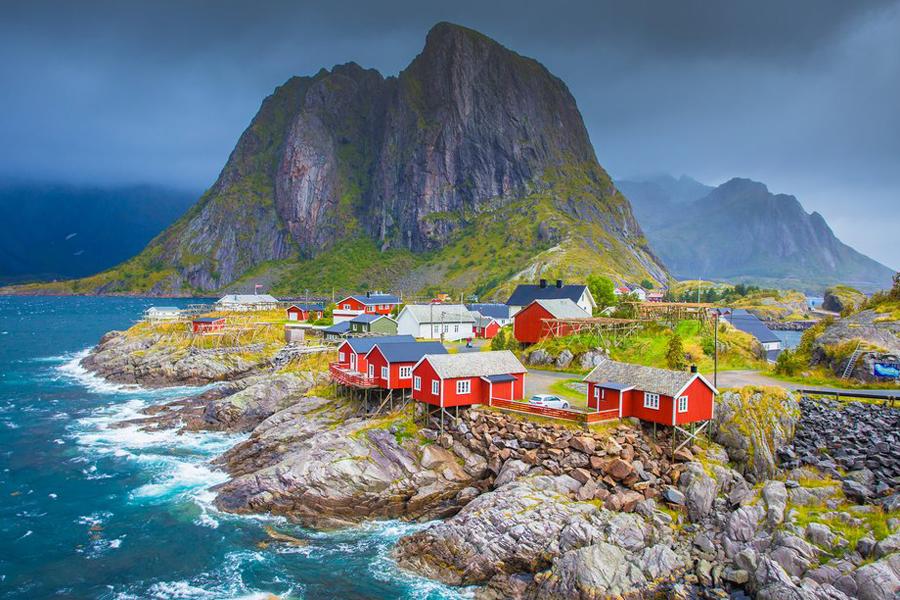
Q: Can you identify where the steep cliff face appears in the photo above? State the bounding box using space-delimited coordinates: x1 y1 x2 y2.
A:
44 22 665 295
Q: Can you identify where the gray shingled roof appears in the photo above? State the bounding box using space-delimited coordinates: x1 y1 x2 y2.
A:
217 294 279 304
423 350 526 379
532 298 591 319
474 314 498 328
466 303 511 320
584 359 712 397
401 304 476 323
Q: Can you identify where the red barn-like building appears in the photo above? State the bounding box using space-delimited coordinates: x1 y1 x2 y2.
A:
333 293 401 323
334 335 415 376
412 351 526 408
473 315 500 339
513 299 591 344
192 317 226 333
583 360 717 426
286 303 325 321
364 341 447 390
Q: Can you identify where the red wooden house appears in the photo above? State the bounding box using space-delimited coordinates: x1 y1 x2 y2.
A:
192 316 226 333
333 335 415 384
286 303 325 321
583 360 717 426
364 341 447 390
513 299 590 344
473 314 500 339
411 351 526 408
333 292 401 323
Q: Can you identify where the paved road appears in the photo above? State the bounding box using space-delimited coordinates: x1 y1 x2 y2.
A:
715 370 898 400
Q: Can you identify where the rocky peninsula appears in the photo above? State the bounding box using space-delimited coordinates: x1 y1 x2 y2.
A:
80 327 900 599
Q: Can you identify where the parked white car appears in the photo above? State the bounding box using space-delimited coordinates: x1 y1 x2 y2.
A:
528 394 570 409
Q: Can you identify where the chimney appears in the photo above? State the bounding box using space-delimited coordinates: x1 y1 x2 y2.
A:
366 291 371 298
539 279 547 288
556 279 563 288
690 364 698 373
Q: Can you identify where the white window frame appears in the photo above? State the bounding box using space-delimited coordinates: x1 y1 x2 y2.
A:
643 392 660 410
456 379 471 394
343 304 351 310
339 352 346 362
399 366 412 379
413 376 422 391
368 364 374 378
453 324 459 333
677 395 689 413
593 387 600 400
431 380 439 395
381 366 388 379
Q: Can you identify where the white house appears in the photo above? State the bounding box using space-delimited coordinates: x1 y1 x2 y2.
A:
505 280 596 316
215 294 280 311
396 304 476 341
631 288 647 302
145 306 181 321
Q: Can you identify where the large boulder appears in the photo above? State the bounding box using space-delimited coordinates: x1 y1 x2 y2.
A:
712 387 799 481
202 372 320 432
822 286 866 314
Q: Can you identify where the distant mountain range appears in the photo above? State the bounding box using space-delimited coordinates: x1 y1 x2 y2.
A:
5 22 665 298
0 183 195 285
618 175 894 293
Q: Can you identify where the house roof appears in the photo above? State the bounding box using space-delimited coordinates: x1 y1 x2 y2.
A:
194 317 224 323
584 359 717 397
148 306 180 312
474 314 498 328
466 303 511 320
344 335 415 354
482 373 517 383
324 321 351 334
401 304 476 324
370 341 448 363
421 350 526 379
724 310 782 344
528 298 591 319
288 303 324 311
506 284 593 307
341 294 400 306
217 294 279 304
350 313 393 324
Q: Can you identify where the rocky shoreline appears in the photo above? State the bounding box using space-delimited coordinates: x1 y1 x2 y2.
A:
80 330 900 599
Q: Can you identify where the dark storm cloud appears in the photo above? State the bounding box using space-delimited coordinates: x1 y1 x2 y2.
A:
0 0 897 266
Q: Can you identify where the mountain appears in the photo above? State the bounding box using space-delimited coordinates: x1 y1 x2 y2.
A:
620 175 894 292
14 22 666 298
0 183 195 285
617 175 712 232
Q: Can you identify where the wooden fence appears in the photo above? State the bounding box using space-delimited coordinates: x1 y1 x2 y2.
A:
490 398 619 424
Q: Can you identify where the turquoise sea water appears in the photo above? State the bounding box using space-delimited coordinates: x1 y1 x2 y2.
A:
0 296 467 599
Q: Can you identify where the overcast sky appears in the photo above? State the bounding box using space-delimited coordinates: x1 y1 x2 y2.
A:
1 0 897 268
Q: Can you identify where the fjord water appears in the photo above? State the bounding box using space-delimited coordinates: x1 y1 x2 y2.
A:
0 296 465 599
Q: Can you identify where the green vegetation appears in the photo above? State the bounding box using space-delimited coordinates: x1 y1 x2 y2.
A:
665 332 687 369
587 274 616 311
489 327 519 352
789 501 900 559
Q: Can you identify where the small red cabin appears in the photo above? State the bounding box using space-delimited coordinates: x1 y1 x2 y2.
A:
412 351 526 408
474 316 500 339
335 335 415 376
583 360 717 426
287 303 324 321
364 341 447 390
332 293 401 322
192 317 225 333
513 299 590 344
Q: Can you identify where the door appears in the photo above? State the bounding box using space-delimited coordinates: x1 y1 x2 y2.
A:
350 354 357 372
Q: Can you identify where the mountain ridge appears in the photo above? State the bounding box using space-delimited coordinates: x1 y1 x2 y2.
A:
620 175 894 292
7 22 666 297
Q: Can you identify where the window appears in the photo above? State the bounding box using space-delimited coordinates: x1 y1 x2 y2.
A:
453 324 458 333
381 366 388 379
399 366 412 379
456 379 471 394
343 304 350 310
432 380 439 395
339 352 346 362
593 387 600 400
443 324 449 333
368 365 374 378
413 376 422 391
677 396 689 413
643 392 660 410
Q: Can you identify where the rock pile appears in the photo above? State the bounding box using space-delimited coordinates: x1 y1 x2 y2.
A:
779 397 900 505
433 408 687 512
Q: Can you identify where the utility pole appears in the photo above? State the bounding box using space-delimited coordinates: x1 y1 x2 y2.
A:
713 311 719 388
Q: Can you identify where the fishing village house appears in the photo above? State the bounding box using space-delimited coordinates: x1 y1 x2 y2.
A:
333 335 416 380
465 303 513 327
216 294 280 311
646 291 665 303
349 313 398 335
332 292 401 323
191 316 226 333
286 303 324 321
513 298 591 344
720 308 784 361
583 360 717 428
322 320 351 341
412 351 527 410
364 341 447 390
506 280 596 316
395 304 476 341
145 306 181 321
472 314 501 339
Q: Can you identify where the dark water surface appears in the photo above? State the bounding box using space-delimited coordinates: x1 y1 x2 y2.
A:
0 296 465 599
